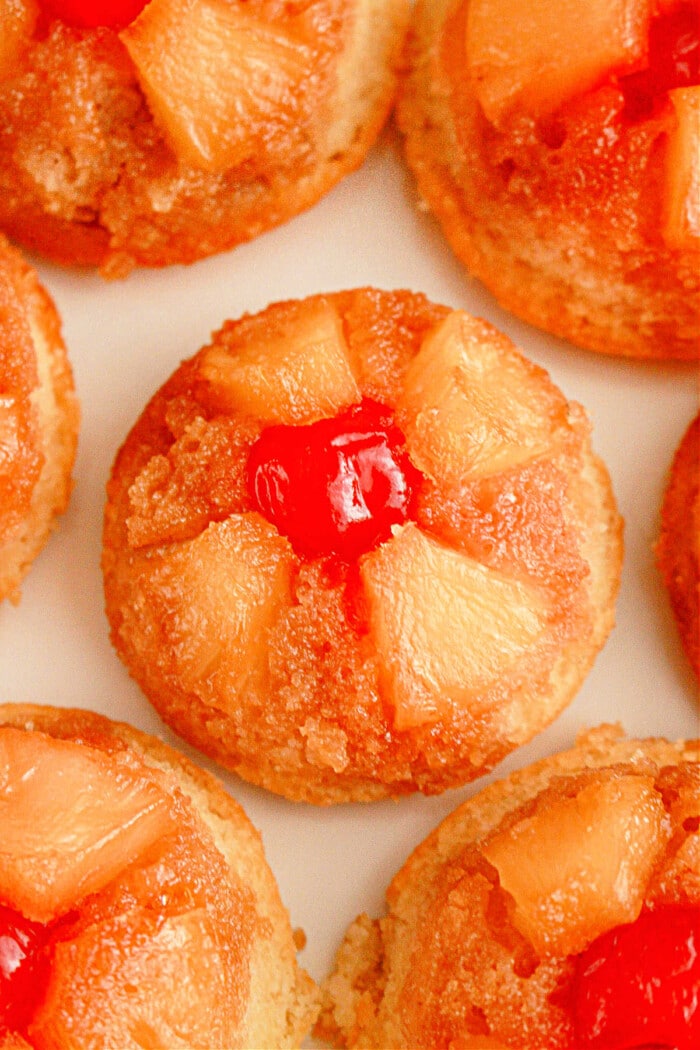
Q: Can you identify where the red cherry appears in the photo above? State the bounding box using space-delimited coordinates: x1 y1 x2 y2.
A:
621 2 699 119
573 905 700 1050
40 0 150 29
247 399 421 560
0 905 50 1032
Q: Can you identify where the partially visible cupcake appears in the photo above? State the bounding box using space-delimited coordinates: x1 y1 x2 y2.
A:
657 412 699 679
397 0 700 359
0 0 409 275
0 703 318 1048
0 234 78 604
319 725 700 1048
103 288 623 803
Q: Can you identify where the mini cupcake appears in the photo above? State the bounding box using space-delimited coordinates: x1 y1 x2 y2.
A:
103 288 623 803
0 234 78 604
397 0 700 360
319 724 700 1048
0 703 318 1048
0 0 409 275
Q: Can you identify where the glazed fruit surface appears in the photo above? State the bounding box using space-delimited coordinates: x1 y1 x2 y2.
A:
0 0 403 273
398 0 700 359
247 398 420 560
450 0 700 250
40 0 150 28
103 289 621 801
573 905 700 1049
0 906 48 1032
0 722 257 1047
393 758 700 1047
621 2 700 118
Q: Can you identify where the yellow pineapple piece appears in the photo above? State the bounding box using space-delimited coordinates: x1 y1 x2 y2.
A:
120 0 313 172
360 523 547 730
663 87 700 250
482 773 670 957
146 513 294 699
0 0 37 82
466 0 652 124
31 907 242 1050
0 728 175 923
200 299 360 425
398 311 567 486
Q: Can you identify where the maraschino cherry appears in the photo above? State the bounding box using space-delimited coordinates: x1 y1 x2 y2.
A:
621 1 700 118
573 905 700 1050
0 904 50 1032
40 0 150 29
247 399 421 560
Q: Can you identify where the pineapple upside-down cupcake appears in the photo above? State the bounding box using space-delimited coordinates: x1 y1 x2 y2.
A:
318 724 700 1049
102 288 623 804
397 0 700 360
0 703 318 1049
0 0 409 277
0 234 78 604
657 412 700 679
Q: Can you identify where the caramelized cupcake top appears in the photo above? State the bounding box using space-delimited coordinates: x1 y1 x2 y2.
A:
0 715 261 1048
0 702 321 1048
0 0 409 273
397 0 699 358
103 288 622 803
318 727 700 1048
454 0 700 252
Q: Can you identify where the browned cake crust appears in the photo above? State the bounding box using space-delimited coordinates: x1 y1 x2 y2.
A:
657 413 700 679
102 287 623 803
0 234 78 603
0 0 409 276
396 0 700 360
318 725 700 1048
0 702 318 1048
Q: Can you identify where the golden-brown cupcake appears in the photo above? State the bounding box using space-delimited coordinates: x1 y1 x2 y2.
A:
319 725 700 1048
397 0 700 360
657 412 700 679
0 703 318 1048
102 288 623 803
0 234 78 604
0 0 409 276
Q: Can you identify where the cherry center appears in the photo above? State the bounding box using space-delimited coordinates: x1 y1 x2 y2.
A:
247 399 421 560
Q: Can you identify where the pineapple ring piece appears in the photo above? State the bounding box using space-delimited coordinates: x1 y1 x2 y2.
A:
397 0 700 360
656 412 700 680
0 702 319 1049
102 287 623 804
317 724 700 1049
0 233 78 605
0 0 410 276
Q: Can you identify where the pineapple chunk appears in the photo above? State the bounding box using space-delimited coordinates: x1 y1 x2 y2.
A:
146 513 294 699
0 0 37 82
360 523 547 729
482 773 670 957
466 0 652 124
120 0 313 171
398 311 564 486
30 907 243 1049
200 299 360 425
0 728 175 923
663 87 700 250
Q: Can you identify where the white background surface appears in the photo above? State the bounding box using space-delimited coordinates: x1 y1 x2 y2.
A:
1 126 698 1040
